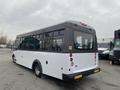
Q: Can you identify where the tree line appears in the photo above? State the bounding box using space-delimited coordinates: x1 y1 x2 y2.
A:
0 33 7 44
0 32 13 45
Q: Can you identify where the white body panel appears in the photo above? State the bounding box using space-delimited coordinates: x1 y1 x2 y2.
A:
71 53 98 73
13 50 98 80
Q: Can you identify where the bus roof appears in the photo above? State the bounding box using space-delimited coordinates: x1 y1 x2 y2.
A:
17 21 95 38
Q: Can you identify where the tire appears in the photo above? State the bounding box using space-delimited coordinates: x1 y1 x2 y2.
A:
12 54 16 63
111 60 115 65
34 63 42 78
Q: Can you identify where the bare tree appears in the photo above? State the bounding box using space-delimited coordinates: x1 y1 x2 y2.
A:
7 39 14 48
0 32 7 44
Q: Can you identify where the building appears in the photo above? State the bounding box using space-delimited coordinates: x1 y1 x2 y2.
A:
0 44 7 48
97 38 113 49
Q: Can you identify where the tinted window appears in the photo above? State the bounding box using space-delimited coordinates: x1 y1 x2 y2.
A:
18 36 40 50
74 31 94 50
45 32 53 37
43 30 64 52
54 31 58 36
43 37 64 52
58 30 64 35
54 30 64 37
52 38 64 52
17 30 64 52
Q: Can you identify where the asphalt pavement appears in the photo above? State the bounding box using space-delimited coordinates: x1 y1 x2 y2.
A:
0 48 120 90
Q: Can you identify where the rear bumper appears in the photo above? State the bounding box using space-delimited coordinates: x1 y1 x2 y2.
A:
109 55 120 62
62 68 100 81
99 54 109 59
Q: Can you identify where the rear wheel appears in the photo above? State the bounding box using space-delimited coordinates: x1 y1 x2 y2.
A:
34 63 42 78
12 54 16 63
111 61 115 65
110 60 115 65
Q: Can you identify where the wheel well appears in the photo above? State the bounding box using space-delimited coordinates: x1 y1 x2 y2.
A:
32 60 42 71
12 54 15 57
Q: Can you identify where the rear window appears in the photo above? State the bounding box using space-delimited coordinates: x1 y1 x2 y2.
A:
74 31 94 50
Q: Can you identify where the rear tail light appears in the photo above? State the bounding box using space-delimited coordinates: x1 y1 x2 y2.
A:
94 53 97 65
94 53 96 60
70 52 72 57
70 58 73 61
69 46 74 66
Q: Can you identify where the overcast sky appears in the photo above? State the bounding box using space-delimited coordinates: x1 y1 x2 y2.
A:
0 0 120 40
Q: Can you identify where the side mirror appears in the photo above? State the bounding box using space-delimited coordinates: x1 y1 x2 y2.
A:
109 41 114 50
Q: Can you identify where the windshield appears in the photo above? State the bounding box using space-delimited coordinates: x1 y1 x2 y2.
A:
114 39 120 48
74 31 94 50
98 43 109 49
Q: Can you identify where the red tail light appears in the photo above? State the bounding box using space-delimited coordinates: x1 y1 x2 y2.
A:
94 53 96 60
70 58 73 61
69 50 74 66
69 50 72 57
94 53 97 65
69 46 74 66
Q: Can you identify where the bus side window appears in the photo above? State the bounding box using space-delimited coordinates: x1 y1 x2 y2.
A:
53 38 63 52
58 30 64 36
18 36 40 50
44 32 53 51
54 31 58 36
45 32 53 37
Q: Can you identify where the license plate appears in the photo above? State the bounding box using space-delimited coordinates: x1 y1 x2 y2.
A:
74 75 82 80
94 69 100 73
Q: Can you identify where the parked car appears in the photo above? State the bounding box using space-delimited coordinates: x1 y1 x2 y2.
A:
0 44 7 48
109 30 120 65
98 48 110 60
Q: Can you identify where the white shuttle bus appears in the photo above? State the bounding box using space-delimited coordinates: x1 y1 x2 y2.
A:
12 21 100 81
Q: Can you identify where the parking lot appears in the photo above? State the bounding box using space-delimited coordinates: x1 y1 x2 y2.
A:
0 48 120 90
